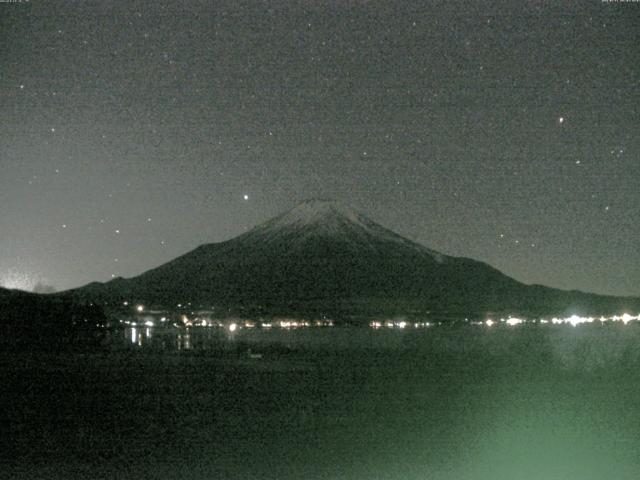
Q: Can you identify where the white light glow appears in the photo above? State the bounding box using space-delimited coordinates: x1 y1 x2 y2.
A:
621 313 635 324
0 268 37 292
506 317 524 326
229 322 237 332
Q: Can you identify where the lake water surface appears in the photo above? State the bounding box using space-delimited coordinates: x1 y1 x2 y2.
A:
3 323 640 479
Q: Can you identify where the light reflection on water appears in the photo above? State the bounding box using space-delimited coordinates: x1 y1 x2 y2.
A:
118 322 640 372
124 326 231 350
122 324 417 351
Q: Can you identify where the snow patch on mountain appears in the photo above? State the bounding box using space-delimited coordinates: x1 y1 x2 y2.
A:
238 199 445 261
260 199 375 232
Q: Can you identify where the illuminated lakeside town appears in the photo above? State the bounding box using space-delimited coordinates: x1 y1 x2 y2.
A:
122 302 640 330
115 302 640 349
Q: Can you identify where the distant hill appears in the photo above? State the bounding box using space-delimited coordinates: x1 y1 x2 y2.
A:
0 287 106 349
65 199 640 318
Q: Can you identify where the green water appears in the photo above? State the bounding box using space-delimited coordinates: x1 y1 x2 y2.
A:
2 325 639 479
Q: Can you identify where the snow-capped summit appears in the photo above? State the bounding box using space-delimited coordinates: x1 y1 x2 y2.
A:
252 198 371 231
238 198 442 259
268 198 365 228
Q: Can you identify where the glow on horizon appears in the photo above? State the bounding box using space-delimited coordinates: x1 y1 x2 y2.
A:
0 269 37 292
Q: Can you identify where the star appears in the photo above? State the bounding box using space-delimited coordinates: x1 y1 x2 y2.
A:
558 117 565 124
243 194 249 200
19 84 24 90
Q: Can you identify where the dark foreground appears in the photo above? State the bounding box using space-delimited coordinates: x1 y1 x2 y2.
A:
2 325 640 479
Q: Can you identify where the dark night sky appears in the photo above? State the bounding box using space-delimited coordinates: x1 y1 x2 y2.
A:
1 1 638 296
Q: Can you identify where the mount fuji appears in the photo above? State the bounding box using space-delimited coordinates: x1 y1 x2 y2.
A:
67 199 639 318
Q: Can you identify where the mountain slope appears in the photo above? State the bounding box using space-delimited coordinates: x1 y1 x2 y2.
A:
66 200 640 317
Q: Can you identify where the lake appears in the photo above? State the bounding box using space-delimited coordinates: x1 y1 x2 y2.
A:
2 323 640 479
